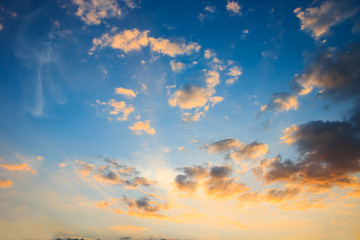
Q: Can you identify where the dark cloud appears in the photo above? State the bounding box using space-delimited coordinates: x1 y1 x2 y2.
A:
202 138 241 154
174 165 208 192
258 111 360 189
293 42 360 100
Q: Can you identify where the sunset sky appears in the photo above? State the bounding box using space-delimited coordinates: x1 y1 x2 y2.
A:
1 0 360 239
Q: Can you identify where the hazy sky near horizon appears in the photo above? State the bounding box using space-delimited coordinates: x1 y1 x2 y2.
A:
1 0 360 239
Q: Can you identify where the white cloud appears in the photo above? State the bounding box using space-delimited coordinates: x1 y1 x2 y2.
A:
129 120 156 135
72 0 122 25
170 60 185 72
115 87 137 98
226 1 242 15
294 1 359 39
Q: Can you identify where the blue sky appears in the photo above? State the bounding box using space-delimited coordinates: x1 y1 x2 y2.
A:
1 0 360 239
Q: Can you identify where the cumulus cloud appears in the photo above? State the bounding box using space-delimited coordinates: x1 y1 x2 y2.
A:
115 87 137 98
198 5 216 22
90 28 200 57
202 138 268 161
170 60 185 72
120 195 169 218
256 113 360 190
129 120 156 135
203 138 242 154
225 66 242 85
0 179 13 188
174 164 247 197
226 1 242 15
95 99 134 121
260 93 299 113
74 157 156 189
294 0 359 39
71 0 122 25
230 142 269 161
293 42 360 99
169 70 222 122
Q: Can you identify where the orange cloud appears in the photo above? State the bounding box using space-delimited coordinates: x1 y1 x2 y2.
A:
115 87 137 98
0 179 13 188
129 120 156 135
0 163 36 174
96 200 111 209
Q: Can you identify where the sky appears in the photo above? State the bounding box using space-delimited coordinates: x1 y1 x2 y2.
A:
0 0 360 239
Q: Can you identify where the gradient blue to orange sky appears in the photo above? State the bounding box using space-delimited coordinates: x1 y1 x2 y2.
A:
1 0 360 239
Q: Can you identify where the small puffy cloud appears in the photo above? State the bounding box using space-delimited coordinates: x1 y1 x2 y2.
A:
91 28 200 57
170 60 185 72
129 120 156 135
0 179 13 188
71 0 122 25
205 5 215 13
96 200 111 209
0 163 36 174
178 146 186 151
241 29 249 39
227 66 242 77
293 42 360 99
120 195 169 219
260 93 299 113
280 124 300 145
115 87 137 98
230 142 269 161
96 99 134 121
203 138 242 154
226 1 242 15
169 85 211 109
204 49 216 59
294 0 359 39
226 66 242 84
59 163 67 168
181 112 204 122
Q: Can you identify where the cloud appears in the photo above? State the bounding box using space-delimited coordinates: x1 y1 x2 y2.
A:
293 42 360 99
170 60 185 72
120 195 169 219
115 87 137 98
202 138 268 161
294 0 359 39
71 0 122 25
96 200 111 209
174 165 208 193
203 138 242 154
226 66 242 85
90 28 200 57
226 1 242 15
169 85 211 109
109 225 147 233
230 142 269 161
95 99 134 121
129 120 156 135
260 93 299 113
198 5 216 22
0 23 3 31
169 70 222 122
0 163 36 174
74 158 156 189
174 164 248 197
0 179 13 188
257 113 360 190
